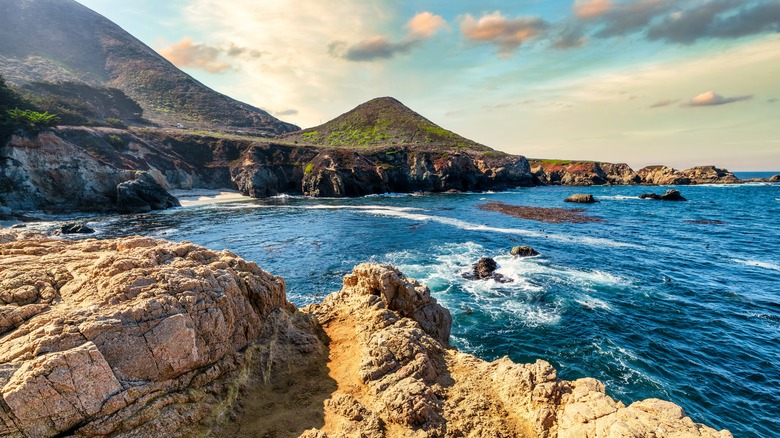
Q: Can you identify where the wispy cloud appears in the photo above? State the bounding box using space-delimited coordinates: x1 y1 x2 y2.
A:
274 109 299 116
330 12 446 62
330 37 418 61
649 98 678 108
159 37 232 73
574 0 613 19
685 91 753 107
461 11 549 55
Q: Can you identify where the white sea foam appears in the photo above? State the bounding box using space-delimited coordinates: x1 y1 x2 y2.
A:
732 259 780 271
173 189 253 207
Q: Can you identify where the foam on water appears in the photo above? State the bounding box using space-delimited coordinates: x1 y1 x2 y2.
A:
732 258 780 271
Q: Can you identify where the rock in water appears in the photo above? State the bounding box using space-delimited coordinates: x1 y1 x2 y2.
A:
115 172 181 213
511 245 540 257
564 193 597 203
60 223 95 234
660 189 687 201
769 175 779 182
639 189 687 201
462 257 513 283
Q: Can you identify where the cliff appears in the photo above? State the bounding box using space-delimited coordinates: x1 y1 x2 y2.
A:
530 160 740 186
0 127 532 214
0 230 732 437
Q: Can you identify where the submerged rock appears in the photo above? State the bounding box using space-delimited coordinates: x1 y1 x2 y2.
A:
511 245 540 257
564 193 597 203
60 222 95 234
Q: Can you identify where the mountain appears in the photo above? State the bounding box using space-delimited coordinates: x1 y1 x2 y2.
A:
283 97 491 151
0 0 298 134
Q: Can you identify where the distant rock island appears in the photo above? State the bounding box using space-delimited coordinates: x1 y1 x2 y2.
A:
0 230 732 437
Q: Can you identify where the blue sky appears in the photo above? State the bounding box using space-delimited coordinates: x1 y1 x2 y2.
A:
75 0 780 170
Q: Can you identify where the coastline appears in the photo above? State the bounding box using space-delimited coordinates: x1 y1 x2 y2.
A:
0 230 733 437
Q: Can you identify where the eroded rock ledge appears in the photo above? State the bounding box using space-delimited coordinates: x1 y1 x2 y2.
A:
0 231 731 437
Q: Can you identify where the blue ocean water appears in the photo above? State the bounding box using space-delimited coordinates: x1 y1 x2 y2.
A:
734 171 779 180
57 183 779 437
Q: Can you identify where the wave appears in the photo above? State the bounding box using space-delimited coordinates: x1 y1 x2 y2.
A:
732 259 780 271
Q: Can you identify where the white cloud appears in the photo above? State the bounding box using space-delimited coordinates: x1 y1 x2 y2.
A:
407 12 446 38
460 11 548 55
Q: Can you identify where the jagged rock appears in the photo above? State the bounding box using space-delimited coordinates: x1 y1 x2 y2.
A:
116 172 181 213
640 189 687 201
564 193 597 203
0 230 296 437
511 245 540 257
60 222 95 234
462 257 513 283
769 174 780 182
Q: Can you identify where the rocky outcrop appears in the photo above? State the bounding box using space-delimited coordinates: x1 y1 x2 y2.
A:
302 263 730 437
0 128 230 213
0 230 303 437
530 160 640 186
0 234 731 437
564 193 597 203
530 160 740 187
235 145 534 198
769 174 780 182
637 165 739 185
462 257 513 283
59 223 95 234
116 171 180 213
511 245 540 257
640 189 687 201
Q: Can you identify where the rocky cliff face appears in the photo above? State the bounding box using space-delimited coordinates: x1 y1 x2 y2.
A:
0 128 229 213
232 144 533 198
530 160 739 186
0 231 732 437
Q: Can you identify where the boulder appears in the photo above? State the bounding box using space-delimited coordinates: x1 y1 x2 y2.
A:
770 174 780 182
60 223 95 234
462 257 512 283
511 245 540 257
639 189 687 201
115 172 181 213
564 193 597 203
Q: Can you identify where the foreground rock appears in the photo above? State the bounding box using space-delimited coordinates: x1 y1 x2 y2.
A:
0 230 310 437
640 189 687 201
462 257 512 283
0 232 731 437
564 193 597 203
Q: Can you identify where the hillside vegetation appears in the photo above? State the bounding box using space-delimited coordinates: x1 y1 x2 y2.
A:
282 97 493 152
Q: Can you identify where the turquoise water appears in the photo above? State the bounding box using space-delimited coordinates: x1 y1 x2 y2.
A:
64 183 778 437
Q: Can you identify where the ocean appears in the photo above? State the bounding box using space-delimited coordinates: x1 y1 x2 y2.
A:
43 183 780 437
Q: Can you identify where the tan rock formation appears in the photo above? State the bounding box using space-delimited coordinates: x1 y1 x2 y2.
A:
0 229 304 437
0 231 732 437
300 263 732 438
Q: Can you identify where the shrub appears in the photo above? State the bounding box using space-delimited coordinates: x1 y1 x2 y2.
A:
304 163 315 174
106 134 126 147
106 117 127 129
6 108 60 135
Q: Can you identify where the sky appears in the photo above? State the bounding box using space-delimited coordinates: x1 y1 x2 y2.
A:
75 0 780 170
